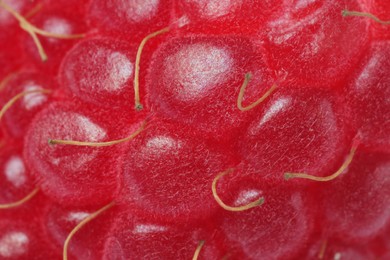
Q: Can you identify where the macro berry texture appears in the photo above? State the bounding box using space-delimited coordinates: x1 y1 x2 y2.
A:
0 0 389 259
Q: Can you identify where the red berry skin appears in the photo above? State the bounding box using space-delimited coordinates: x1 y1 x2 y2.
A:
102 208 224 260
0 71 55 139
175 0 283 35
41 0 90 15
42 201 117 260
0 145 35 206
118 119 236 223
0 31 24 80
0 194 61 259
364 0 390 40
302 237 376 260
0 0 389 258
369 224 390 258
237 88 353 182
345 40 390 152
22 6 87 75
262 0 370 89
0 0 37 30
87 0 173 41
146 35 275 141
214 165 316 259
23 101 143 207
0 216 60 259
59 38 137 108
319 150 390 244
0 0 44 78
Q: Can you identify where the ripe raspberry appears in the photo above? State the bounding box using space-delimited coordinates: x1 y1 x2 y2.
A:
59 38 137 108
0 0 389 259
0 70 54 138
146 35 275 141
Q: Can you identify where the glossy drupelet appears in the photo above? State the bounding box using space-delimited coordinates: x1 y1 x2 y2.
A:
0 0 389 259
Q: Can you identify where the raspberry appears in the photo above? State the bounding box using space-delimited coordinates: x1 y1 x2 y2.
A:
238 88 355 183
87 0 173 41
262 0 369 89
103 209 224 259
118 119 235 222
175 0 283 35
320 150 390 243
345 40 390 152
43 201 116 259
0 145 36 207
214 166 315 259
21 5 87 75
0 71 54 138
24 101 144 206
359 0 390 40
146 35 275 141
304 238 377 259
0 0 389 259
59 38 137 108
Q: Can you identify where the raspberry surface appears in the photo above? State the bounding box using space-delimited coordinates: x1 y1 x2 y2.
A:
0 0 389 259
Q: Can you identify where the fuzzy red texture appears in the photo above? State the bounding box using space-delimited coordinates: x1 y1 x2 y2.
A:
103 208 225 260
42 201 117 260
0 70 55 138
344 40 390 152
241 89 351 170
24 101 144 207
174 0 284 35
319 150 390 243
214 166 316 259
0 0 389 259
146 35 275 141
87 0 174 41
22 6 87 75
0 145 35 205
118 119 236 223
59 38 138 108
261 0 370 89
